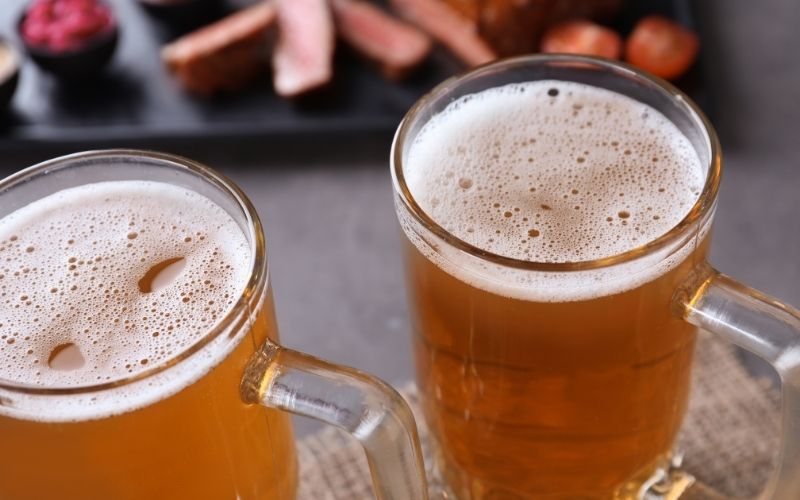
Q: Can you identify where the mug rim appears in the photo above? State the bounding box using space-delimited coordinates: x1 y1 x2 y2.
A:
391 54 722 272
0 149 268 395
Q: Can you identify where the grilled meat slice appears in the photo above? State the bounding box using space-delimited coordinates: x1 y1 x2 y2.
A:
272 0 335 97
162 2 275 95
389 0 496 66
332 0 432 80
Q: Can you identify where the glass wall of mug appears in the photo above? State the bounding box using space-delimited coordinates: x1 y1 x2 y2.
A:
392 55 720 499
0 151 426 500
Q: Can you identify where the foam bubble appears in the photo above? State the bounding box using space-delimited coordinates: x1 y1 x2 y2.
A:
402 81 706 301
0 181 251 421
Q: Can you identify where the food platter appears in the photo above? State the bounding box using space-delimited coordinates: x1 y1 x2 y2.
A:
0 0 705 152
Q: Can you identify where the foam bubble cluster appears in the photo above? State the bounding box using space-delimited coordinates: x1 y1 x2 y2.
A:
405 81 704 263
0 181 250 391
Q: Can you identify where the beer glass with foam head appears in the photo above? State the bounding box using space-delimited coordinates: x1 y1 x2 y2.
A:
0 151 427 500
392 55 800 499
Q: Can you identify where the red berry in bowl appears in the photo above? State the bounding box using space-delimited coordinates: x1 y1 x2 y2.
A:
26 3 54 22
62 11 105 38
21 19 49 46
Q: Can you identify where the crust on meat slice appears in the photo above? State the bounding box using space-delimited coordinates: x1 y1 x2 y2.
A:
332 0 432 80
389 0 496 67
162 2 275 95
272 0 335 98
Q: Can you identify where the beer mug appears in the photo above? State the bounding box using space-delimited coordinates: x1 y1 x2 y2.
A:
391 55 800 499
0 151 427 500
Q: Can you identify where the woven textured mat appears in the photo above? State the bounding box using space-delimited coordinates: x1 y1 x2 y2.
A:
297 333 781 499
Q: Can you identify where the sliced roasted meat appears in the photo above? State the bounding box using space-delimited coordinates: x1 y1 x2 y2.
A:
389 0 496 67
272 0 335 97
331 0 431 80
162 2 275 95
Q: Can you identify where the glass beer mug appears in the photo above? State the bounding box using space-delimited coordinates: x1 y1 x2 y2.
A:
0 151 427 500
391 55 800 499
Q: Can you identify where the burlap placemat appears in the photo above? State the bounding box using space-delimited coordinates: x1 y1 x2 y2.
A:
297 333 781 499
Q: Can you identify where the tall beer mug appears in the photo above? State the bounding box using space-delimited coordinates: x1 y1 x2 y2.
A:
0 151 427 500
391 55 800 499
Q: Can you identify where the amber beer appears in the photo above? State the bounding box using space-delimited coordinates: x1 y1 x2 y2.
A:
397 80 710 498
0 181 297 499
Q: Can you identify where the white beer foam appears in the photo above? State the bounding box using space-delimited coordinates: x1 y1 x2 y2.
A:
0 181 252 421
402 81 706 302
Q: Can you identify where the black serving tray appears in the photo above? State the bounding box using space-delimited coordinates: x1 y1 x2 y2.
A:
0 0 706 153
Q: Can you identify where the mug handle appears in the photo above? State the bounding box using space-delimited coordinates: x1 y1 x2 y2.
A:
661 262 800 499
241 341 429 500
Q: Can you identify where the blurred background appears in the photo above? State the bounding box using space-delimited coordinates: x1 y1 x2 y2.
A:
1 0 798 436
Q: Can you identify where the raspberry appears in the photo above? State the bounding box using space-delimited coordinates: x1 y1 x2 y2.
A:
26 2 54 22
21 19 50 47
61 12 105 38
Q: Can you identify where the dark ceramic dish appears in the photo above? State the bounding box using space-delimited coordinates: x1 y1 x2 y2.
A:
18 12 118 80
0 37 21 110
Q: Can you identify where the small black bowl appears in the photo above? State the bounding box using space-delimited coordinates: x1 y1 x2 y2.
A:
18 12 119 80
0 37 21 110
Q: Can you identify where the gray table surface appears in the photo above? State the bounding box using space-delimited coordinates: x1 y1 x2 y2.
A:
1 0 798 437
